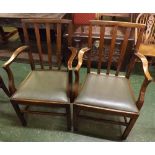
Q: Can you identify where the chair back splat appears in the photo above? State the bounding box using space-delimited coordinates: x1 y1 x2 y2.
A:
22 19 72 70
87 20 145 75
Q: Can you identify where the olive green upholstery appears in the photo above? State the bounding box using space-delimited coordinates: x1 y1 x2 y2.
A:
75 73 139 113
11 71 69 103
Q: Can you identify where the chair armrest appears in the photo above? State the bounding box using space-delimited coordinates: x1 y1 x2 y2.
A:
75 47 90 71
68 47 78 70
68 47 90 101
68 47 90 71
3 45 29 68
2 45 29 95
134 52 153 81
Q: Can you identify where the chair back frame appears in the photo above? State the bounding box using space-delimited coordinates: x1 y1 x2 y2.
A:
22 19 72 70
87 20 145 76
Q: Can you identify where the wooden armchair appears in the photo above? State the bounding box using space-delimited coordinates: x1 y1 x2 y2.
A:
2 19 76 130
72 20 152 139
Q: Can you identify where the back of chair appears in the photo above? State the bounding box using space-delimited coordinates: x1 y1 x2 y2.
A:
135 13 155 44
22 19 72 70
87 20 145 75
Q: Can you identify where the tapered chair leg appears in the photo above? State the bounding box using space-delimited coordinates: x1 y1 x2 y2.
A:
121 116 138 140
73 105 79 131
66 105 71 131
11 102 27 126
0 76 10 97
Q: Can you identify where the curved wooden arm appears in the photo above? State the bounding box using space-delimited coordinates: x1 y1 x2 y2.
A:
134 52 152 81
2 45 29 95
71 47 90 100
3 45 29 67
75 47 90 71
67 47 77 70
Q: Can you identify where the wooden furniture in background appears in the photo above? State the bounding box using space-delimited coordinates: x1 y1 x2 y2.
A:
135 13 155 64
2 19 75 130
0 13 66 42
97 13 135 22
0 26 17 43
72 21 152 140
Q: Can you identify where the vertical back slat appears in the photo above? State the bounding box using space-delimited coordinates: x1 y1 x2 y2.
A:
22 22 35 70
88 24 93 73
97 25 105 74
56 23 61 70
115 27 131 76
68 22 72 46
46 23 52 69
34 23 44 69
106 26 118 74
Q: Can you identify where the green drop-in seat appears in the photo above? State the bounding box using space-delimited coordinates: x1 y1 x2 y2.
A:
75 73 139 113
12 71 69 103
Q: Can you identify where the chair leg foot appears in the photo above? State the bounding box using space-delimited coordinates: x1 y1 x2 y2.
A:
66 105 71 131
11 103 27 126
73 105 79 132
121 117 138 140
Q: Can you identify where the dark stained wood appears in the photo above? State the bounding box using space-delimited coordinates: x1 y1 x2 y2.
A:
107 26 118 74
34 23 44 69
115 27 131 76
71 21 151 140
87 24 93 73
56 23 61 70
98 25 105 74
0 13 66 27
2 19 74 130
22 22 35 70
0 13 66 19
46 23 52 69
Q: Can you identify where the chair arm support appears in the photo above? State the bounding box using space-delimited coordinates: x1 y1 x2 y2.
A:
2 45 29 95
68 47 78 70
70 47 90 100
134 52 153 81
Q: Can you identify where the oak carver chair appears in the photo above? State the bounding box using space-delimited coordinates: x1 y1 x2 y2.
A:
72 20 153 140
2 19 77 130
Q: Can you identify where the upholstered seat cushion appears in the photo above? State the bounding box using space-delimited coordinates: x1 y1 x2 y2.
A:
75 73 138 113
11 71 69 103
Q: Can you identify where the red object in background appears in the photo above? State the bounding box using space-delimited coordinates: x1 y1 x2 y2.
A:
73 13 96 25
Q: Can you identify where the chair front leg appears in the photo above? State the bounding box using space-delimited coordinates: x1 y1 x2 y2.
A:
121 116 138 140
66 104 71 131
73 104 80 131
11 101 27 126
